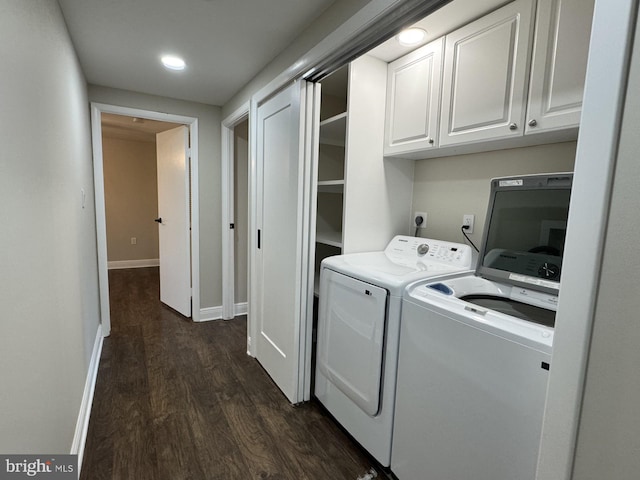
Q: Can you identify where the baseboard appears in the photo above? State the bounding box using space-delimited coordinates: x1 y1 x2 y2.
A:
234 302 248 316
198 302 247 322
198 306 223 322
71 324 104 472
107 259 159 270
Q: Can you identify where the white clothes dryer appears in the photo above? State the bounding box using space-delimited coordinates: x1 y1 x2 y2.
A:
314 235 474 466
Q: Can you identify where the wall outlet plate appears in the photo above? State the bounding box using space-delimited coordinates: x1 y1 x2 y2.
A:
463 214 475 234
414 211 427 229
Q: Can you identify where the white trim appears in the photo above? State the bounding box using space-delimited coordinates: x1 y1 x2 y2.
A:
248 98 259 358
198 306 223 322
71 324 104 473
199 302 248 322
190 120 201 323
90 106 110 336
300 82 321 402
221 101 250 321
234 302 248 317
90 102 201 333
536 1 637 479
107 259 159 270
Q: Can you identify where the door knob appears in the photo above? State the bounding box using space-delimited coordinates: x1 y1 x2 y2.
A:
528 119 537 127
509 123 518 130
154 217 162 223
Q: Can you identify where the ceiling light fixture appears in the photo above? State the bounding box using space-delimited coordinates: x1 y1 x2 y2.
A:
161 55 186 71
397 28 427 46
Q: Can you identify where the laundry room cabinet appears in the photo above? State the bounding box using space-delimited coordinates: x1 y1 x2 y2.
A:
384 37 443 155
383 0 594 158
438 0 536 147
525 0 595 134
313 55 414 292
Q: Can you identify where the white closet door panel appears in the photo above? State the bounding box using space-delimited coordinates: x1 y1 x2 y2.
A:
255 82 308 404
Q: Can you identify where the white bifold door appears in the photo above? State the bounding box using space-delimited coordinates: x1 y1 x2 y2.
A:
253 80 319 404
156 126 192 318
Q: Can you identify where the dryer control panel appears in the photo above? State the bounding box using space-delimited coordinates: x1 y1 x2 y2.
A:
384 236 473 269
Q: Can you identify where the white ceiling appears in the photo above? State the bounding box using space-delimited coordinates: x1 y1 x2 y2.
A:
58 0 337 106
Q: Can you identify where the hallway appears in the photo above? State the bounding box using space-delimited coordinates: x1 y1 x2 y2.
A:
81 268 377 479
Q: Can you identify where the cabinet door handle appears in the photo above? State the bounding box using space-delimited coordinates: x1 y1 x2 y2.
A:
509 122 518 130
428 138 434 144
528 119 537 127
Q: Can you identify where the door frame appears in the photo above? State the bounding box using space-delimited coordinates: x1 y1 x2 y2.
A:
90 102 200 335
221 102 250 322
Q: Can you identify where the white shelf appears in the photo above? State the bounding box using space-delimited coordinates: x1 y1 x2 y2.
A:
319 112 347 146
317 180 344 193
316 231 343 248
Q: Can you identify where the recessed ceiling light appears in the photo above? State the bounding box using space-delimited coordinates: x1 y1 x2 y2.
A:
161 55 186 71
397 28 427 46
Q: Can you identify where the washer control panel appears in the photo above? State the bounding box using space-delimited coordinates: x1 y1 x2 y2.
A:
384 235 473 269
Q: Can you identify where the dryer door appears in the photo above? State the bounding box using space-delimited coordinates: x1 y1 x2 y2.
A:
317 269 388 416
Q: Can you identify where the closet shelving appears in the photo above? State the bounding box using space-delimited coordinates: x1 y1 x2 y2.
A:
312 56 412 298
313 66 348 295
316 66 348 253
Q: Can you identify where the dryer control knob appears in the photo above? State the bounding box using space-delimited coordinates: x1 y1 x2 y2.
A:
417 244 430 256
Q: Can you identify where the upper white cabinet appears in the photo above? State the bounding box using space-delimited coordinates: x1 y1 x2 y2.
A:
383 0 594 158
525 0 595 134
439 0 535 147
384 38 443 155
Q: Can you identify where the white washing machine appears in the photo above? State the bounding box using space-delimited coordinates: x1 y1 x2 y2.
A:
314 235 474 466
391 173 572 480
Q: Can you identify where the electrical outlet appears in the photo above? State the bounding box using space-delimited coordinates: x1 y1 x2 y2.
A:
463 214 475 234
414 211 427 229
131 237 137 245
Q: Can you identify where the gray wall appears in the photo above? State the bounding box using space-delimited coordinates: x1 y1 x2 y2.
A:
0 0 100 452
89 86 222 310
571 7 640 478
412 142 577 245
103 136 159 263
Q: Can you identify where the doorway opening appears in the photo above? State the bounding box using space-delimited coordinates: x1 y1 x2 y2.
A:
101 113 182 271
91 103 201 334
221 103 250 328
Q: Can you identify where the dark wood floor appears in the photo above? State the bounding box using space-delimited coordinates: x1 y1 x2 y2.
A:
81 267 379 480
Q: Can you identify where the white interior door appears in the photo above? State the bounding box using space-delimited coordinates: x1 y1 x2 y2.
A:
254 81 314 404
156 126 191 317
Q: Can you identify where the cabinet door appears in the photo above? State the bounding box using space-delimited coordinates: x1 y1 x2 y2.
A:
439 0 535 147
525 0 595 134
384 38 443 155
